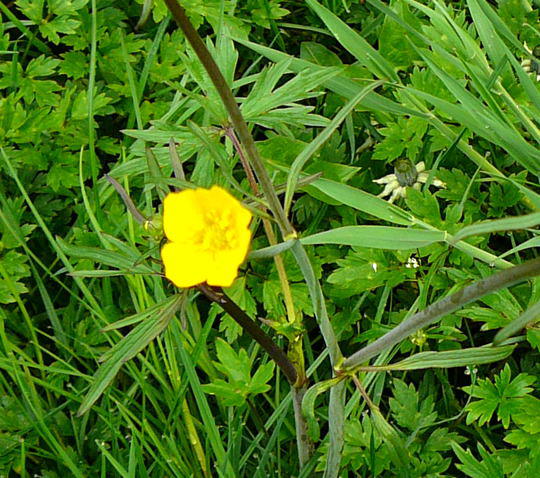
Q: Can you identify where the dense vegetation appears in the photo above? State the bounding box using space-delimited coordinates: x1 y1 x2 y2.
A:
1 0 539 476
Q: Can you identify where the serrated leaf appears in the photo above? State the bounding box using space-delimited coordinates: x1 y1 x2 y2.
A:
389 379 437 431
463 363 535 428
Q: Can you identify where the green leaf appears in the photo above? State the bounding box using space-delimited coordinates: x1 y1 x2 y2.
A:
25 55 61 77
57 237 155 274
0 250 30 304
300 41 342 66
201 380 246 407
494 300 540 345
214 339 251 384
284 80 384 214
328 248 412 296
463 363 535 428
40 16 80 44
310 178 414 226
372 117 428 162
248 239 296 260
497 236 540 260
250 361 275 394
378 0 423 69
302 377 342 442
452 443 504 478
101 296 180 332
389 379 437 431
203 339 275 407
382 345 515 371
371 408 411 469
306 0 398 81
234 37 421 116
301 226 445 249
16 0 44 23
404 188 442 227
59 51 88 79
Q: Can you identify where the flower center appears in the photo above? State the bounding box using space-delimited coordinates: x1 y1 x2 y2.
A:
394 158 418 187
195 209 237 252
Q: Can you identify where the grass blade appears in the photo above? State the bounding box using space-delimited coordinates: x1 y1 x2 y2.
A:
301 226 446 249
310 178 414 226
452 212 540 242
372 345 516 370
494 301 540 345
77 295 182 416
284 80 384 215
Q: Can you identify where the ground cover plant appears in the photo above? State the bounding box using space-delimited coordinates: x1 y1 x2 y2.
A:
0 0 539 476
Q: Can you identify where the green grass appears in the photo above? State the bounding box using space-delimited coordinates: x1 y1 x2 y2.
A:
0 0 539 476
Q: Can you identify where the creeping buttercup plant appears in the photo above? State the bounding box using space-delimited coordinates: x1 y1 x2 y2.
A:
1 0 539 476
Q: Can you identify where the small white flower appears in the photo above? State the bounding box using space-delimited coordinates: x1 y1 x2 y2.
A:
373 159 445 203
405 256 420 269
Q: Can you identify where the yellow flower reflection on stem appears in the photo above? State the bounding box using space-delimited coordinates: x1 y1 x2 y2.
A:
161 186 252 288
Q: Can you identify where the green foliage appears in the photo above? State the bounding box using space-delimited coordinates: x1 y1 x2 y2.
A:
372 117 429 162
202 339 275 406
463 364 536 428
338 378 465 476
1 0 539 476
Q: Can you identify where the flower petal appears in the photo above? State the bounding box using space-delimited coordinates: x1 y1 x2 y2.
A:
206 185 252 228
377 179 400 198
206 228 251 287
417 172 429 183
373 173 397 184
388 186 404 204
163 190 205 243
433 179 446 188
161 241 211 288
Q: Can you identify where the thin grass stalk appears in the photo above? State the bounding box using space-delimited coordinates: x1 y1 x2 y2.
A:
224 127 306 384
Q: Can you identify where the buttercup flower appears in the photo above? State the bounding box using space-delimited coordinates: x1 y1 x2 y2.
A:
161 186 252 288
373 159 445 203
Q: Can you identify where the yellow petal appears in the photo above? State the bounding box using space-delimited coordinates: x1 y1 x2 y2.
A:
206 262 239 287
234 201 252 229
206 228 251 287
163 190 204 243
161 241 211 288
205 186 252 229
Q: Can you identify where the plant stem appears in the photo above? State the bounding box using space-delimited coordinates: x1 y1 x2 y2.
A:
224 127 306 385
292 385 312 467
198 285 298 385
343 257 540 370
163 0 294 237
162 2 338 467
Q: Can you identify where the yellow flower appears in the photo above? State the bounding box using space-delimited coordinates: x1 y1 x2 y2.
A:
161 186 252 288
